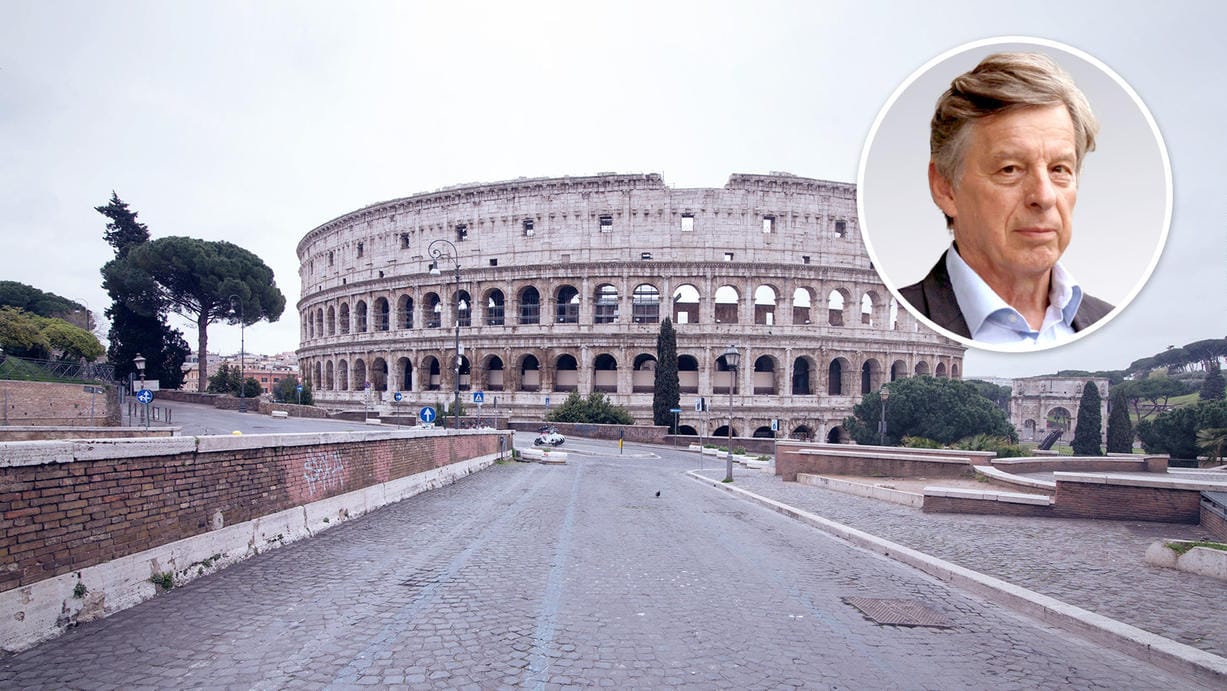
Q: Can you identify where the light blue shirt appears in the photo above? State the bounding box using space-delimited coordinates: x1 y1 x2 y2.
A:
946 244 1083 348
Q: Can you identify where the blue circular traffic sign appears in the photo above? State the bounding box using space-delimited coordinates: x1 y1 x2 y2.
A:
136 389 154 405
418 406 437 423
394 391 403 402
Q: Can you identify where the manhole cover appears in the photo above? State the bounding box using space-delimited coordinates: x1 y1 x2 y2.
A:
843 597 953 628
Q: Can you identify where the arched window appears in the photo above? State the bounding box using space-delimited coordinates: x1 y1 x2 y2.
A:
554 354 578 392
485 289 505 326
355 301 368 333
398 295 414 329
325 361 335 390
457 290 471 328
753 285 777 325
484 355 505 391
556 285 580 324
519 286 540 325
397 357 412 391
594 284 619 324
632 354 656 393
672 284 700 325
520 355 541 391
424 293 441 328
593 353 618 392
352 359 367 390
337 359 349 390
792 288 813 325
792 357 813 395
714 285 739 324
632 284 660 324
678 354 699 394
327 306 336 336
827 290 847 326
370 358 388 391
753 355 777 395
338 303 350 335
374 298 390 331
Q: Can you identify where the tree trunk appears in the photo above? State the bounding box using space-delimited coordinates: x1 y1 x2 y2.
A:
197 311 210 392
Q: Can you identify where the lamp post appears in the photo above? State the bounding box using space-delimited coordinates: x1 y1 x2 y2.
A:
878 384 890 446
428 239 462 431
133 352 147 430
722 344 740 483
229 295 246 413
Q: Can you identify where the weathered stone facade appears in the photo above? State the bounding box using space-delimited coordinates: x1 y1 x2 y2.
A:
1010 376 1109 443
296 173 965 440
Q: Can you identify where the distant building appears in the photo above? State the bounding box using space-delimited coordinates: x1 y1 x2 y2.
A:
1010 376 1109 444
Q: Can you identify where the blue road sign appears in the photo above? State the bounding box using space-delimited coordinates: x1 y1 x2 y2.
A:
418 406 437 423
393 391 403 402
296 384 304 392
136 389 154 405
670 407 682 414
472 391 485 404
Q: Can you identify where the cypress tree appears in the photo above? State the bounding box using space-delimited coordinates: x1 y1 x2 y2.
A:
1201 361 1226 401
653 318 680 428
1105 386 1133 453
1072 381 1104 456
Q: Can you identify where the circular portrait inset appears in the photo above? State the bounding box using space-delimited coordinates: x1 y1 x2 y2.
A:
857 36 1171 352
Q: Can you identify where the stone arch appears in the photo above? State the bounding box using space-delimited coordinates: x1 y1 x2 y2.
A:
555 285 580 324
860 358 883 394
456 290 472 327
791 424 813 441
827 288 850 326
678 354 700 393
424 292 441 328
593 353 619 392
826 425 850 443
331 360 342 390
672 284 700 325
890 360 908 382
753 426 775 438
374 297 390 331
370 357 388 391
339 303 351 335
715 285 740 324
458 354 471 391
1046 406 1072 433
327 306 336 336
1023 418 1038 441
483 355 505 391
420 355 441 391
519 286 541 325
352 358 368 390
632 283 661 324
594 284 619 324
792 287 814 325
713 424 738 438
935 362 948 378
315 309 324 339
519 354 541 392
396 357 412 391
355 301 368 333
397 295 414 329
914 360 931 376
951 362 961 379
632 353 657 393
753 285 779 325
792 356 816 395
484 289 505 326
553 354 578 392
313 361 322 391
752 355 778 395
828 357 852 395
677 425 699 436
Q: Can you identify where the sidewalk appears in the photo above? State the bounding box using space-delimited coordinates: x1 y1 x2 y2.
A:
693 467 1227 665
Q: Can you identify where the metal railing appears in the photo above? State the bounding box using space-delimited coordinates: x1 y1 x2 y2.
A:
0 353 115 383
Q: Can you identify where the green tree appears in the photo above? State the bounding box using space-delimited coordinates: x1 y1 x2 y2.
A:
1071 381 1103 456
548 391 634 425
0 281 85 322
1115 376 1191 420
1105 386 1133 453
1136 400 1227 459
273 374 313 405
0 306 51 359
1200 361 1226 401
964 379 1011 411
1197 427 1227 463
206 363 243 394
843 376 1016 446
126 237 285 392
652 318 680 427
97 193 189 388
35 317 105 361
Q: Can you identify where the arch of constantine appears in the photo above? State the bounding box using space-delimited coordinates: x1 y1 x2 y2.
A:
296 172 964 440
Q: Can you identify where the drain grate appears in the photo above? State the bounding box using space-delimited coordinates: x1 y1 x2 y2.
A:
842 597 954 628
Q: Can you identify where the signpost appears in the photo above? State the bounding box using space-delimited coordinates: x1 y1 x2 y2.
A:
472 391 485 428
670 407 682 447
136 388 154 431
83 385 103 425
418 405 437 426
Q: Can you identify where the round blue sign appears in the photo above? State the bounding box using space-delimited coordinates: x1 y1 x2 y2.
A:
394 391 403 402
136 389 154 404
418 406 437 423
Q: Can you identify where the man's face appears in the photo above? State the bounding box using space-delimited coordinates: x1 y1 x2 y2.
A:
930 103 1079 288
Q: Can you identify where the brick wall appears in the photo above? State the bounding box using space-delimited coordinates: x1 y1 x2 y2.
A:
1052 482 1202 523
774 442 988 482
0 381 120 427
0 431 504 594
1201 497 1227 542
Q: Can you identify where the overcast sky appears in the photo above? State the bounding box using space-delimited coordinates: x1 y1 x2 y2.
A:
2 1 1223 379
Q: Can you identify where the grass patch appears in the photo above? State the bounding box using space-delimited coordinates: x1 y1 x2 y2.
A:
1167 540 1227 556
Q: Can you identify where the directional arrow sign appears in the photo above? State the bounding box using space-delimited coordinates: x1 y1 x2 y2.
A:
136 389 154 405
393 391 403 402
418 406 437 423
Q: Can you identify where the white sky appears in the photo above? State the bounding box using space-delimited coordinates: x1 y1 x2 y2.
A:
2 1 1223 379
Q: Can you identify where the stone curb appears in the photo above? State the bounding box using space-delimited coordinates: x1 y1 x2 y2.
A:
687 470 1227 688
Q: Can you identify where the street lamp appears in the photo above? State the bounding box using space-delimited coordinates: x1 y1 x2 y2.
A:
428 239 462 431
723 344 740 483
878 384 891 446
133 353 147 429
229 295 246 413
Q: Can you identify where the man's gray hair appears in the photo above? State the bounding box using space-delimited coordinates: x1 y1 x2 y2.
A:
931 52 1099 225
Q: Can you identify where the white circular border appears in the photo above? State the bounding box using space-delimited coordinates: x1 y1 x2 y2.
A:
856 35 1173 354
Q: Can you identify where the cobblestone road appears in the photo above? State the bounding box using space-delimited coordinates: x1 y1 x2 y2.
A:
0 445 1211 689
705 467 1227 660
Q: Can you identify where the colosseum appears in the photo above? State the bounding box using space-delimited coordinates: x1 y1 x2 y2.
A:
296 172 965 442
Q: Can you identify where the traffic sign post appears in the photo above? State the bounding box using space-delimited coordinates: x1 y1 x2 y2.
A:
418 406 437 426
670 407 682 447
136 388 154 431
472 392 485 428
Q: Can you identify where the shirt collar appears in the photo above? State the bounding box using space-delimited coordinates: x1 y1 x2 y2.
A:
945 243 1084 336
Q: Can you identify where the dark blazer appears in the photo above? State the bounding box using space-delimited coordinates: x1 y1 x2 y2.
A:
899 250 1115 340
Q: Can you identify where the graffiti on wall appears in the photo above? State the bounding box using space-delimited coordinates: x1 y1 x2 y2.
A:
303 452 345 498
